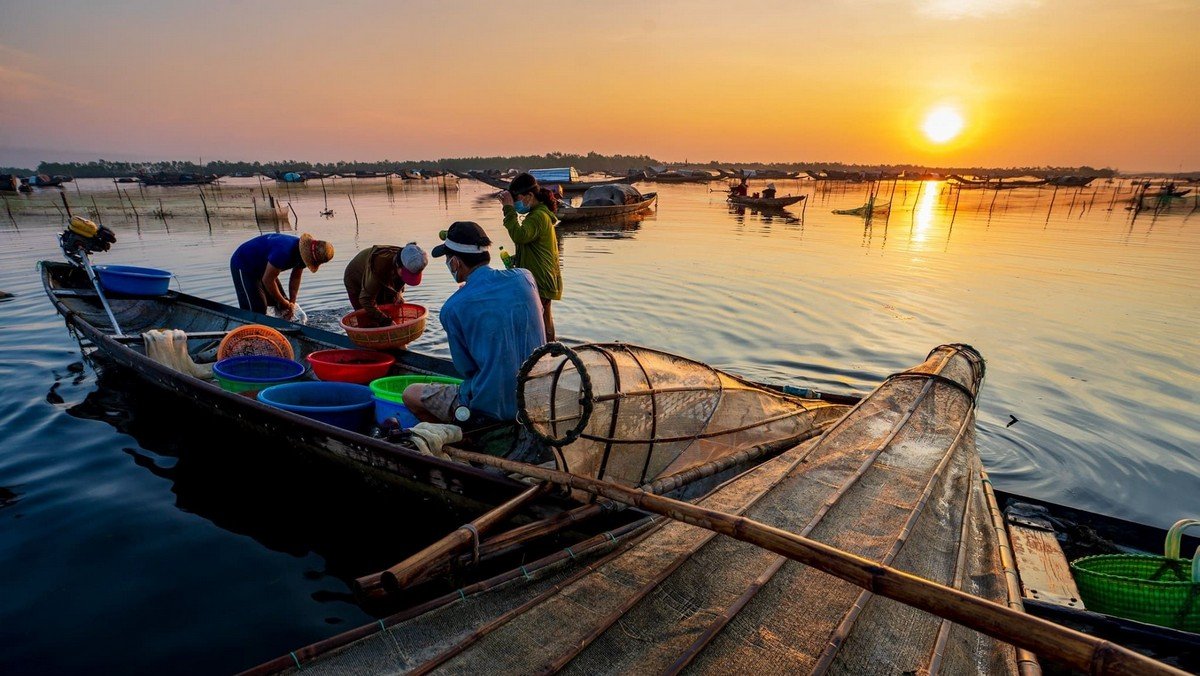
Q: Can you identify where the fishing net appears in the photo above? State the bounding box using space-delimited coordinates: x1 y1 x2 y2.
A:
516 343 847 490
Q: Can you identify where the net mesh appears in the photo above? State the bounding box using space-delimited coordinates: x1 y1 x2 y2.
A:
518 343 846 491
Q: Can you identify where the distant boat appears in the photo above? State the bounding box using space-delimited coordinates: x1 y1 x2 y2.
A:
1 174 27 192
468 169 643 194
22 174 66 188
728 194 806 208
139 173 218 186
1045 176 1097 188
558 188 657 222
641 169 716 183
947 175 1047 190
339 171 391 179
275 172 306 183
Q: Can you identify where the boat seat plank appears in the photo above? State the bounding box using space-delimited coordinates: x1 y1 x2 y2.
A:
1007 519 1085 610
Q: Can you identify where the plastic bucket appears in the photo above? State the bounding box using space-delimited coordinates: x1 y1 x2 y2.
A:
213 355 306 396
369 374 462 403
372 396 421 428
306 349 395 384
94 265 172 296
257 382 374 432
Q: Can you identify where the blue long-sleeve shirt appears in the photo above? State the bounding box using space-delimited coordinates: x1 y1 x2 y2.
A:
440 266 546 420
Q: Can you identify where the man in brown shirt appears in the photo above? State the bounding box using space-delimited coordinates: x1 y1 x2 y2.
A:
343 242 428 327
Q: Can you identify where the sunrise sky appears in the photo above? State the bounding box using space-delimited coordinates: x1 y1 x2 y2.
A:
2 0 1196 171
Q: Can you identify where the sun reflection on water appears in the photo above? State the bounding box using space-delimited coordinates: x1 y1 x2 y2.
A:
912 180 942 243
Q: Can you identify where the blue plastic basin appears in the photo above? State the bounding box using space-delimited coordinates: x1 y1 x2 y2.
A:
372 396 421 429
257 382 374 432
213 356 306 395
95 265 172 296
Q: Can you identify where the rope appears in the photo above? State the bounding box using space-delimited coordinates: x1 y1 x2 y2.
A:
290 651 301 669
460 523 481 565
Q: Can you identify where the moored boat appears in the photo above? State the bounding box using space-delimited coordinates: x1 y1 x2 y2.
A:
728 193 806 208
558 189 657 222
140 172 219 186
468 169 644 194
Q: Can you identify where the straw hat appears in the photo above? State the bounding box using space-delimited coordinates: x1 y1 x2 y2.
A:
298 233 334 272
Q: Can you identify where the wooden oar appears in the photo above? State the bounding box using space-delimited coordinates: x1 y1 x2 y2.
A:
441 446 1185 676
362 482 549 594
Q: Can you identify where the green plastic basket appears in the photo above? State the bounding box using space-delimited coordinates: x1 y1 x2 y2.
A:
1071 519 1200 632
369 374 462 403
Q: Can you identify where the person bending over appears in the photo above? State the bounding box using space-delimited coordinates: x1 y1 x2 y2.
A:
229 233 333 319
343 242 428 327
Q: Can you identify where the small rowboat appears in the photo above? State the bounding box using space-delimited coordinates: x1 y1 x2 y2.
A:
557 193 657 222
728 194 806 208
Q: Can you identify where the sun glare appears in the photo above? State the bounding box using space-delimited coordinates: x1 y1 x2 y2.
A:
922 106 964 144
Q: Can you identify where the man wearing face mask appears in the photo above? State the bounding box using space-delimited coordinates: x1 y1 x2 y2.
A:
498 172 562 341
402 221 546 428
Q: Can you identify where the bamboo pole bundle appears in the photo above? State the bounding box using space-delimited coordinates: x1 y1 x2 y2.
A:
361 482 549 595
439 446 1185 676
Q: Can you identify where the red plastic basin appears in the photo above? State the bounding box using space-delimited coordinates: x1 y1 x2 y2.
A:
306 349 395 384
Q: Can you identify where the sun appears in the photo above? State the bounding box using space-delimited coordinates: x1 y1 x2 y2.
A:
922 106 965 144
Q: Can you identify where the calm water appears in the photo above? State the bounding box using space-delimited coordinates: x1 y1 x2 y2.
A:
1 177 1197 673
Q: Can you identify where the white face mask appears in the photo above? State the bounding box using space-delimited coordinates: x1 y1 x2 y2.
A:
446 258 458 282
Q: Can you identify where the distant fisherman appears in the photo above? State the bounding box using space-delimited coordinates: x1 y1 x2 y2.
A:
762 183 778 199
498 172 563 341
229 233 334 319
343 242 428 327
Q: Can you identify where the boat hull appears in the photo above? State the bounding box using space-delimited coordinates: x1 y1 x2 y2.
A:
557 193 657 222
40 260 531 509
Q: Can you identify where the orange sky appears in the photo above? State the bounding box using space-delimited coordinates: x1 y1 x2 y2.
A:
1 0 1197 170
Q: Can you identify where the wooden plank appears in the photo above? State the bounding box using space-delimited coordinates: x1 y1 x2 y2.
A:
1008 518 1086 610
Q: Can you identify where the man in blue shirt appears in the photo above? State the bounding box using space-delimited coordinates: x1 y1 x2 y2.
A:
403 221 546 426
229 233 334 318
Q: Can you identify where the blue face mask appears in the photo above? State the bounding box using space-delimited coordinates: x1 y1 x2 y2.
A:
513 200 531 215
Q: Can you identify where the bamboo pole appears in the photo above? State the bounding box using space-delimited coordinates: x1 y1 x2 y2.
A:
367 482 548 593
439 446 1184 676
197 186 212 233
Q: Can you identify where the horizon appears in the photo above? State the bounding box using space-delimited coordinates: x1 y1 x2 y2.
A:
2 1 1197 172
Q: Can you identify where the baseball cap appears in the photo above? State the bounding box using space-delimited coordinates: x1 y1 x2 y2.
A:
431 221 492 258
397 242 428 286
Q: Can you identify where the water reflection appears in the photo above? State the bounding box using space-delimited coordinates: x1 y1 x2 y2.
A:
64 363 471 602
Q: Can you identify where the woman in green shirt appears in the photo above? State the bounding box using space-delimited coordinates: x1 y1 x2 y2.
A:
499 172 563 340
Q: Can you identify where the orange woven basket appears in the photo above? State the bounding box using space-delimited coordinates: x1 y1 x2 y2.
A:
217 324 295 360
340 303 427 350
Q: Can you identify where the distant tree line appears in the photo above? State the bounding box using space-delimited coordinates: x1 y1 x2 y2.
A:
16 153 1127 179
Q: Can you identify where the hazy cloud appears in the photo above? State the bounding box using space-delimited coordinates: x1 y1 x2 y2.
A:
914 0 1041 20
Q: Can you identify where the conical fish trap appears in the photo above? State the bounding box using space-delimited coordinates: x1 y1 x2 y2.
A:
517 343 847 489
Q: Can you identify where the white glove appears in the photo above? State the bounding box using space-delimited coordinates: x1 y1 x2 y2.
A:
408 422 464 459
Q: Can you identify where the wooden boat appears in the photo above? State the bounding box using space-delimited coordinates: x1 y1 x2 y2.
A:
248 344 1192 674
641 170 717 183
468 171 644 194
948 175 1047 190
728 194 806 208
39 259 531 509
40 258 853 511
140 173 219 186
1046 176 1097 188
558 192 657 222
339 171 392 179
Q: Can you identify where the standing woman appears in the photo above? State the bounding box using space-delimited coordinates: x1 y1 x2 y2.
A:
499 172 562 340
229 232 334 319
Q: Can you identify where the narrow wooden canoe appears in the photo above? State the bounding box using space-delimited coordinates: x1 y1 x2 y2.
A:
39 259 530 510
468 171 645 194
728 194 806 208
557 193 657 222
